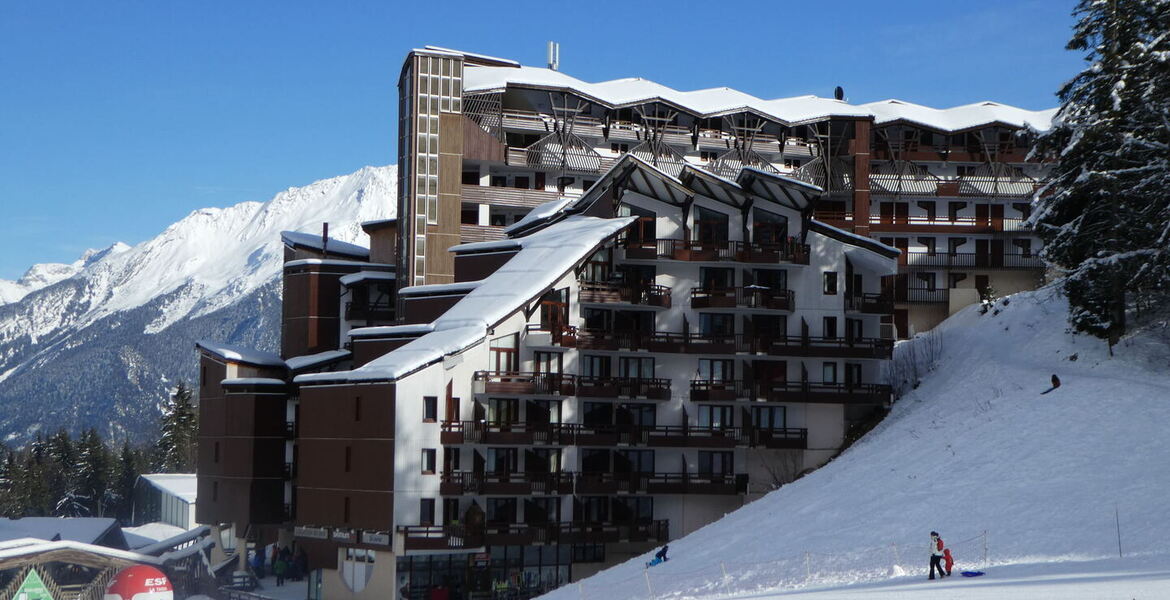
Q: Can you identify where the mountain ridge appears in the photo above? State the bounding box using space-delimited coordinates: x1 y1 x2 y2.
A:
0 165 397 443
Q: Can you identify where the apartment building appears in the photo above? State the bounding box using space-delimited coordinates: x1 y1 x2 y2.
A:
195 47 1053 599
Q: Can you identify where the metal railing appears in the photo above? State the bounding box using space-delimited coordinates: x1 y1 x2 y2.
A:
691 286 794 310
578 281 672 307
844 293 894 314
344 301 395 322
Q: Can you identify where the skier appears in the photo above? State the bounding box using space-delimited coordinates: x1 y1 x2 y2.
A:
929 532 946 580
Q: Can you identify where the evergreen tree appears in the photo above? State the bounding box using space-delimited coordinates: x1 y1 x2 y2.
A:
1031 0 1170 344
74 428 114 517
156 382 198 472
113 440 143 523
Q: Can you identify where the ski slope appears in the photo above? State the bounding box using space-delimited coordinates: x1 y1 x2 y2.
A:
544 288 1170 600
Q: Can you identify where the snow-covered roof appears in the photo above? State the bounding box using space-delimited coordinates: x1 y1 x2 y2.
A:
807 220 901 259
504 197 576 235
283 258 382 269
348 324 435 338
286 349 351 371
422 45 521 67
0 518 120 545
280 230 370 259
297 215 634 384
140 474 197 503
360 217 398 230
339 270 397 287
195 340 285 368
123 523 188 549
463 64 1055 132
220 377 288 387
398 280 485 296
860 99 1057 133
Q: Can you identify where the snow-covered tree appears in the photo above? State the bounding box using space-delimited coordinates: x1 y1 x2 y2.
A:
1031 0 1170 344
156 382 198 472
74 428 115 517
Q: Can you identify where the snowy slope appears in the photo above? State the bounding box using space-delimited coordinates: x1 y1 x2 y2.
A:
547 288 1170 600
0 165 396 443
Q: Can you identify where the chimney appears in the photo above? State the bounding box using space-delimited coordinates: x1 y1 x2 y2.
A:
547 41 560 71
322 223 329 257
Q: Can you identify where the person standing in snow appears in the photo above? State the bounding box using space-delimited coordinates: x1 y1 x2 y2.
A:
929 532 946 579
943 547 955 576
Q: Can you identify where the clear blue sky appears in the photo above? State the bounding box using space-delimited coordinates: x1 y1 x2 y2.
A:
0 0 1083 280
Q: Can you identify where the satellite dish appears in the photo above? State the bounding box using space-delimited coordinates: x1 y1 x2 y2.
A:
834 86 844 101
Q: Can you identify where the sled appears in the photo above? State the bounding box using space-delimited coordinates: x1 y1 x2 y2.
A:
960 571 985 577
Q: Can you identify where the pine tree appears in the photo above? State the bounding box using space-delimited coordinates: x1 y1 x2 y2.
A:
113 440 143 523
74 428 114 517
156 382 198 473
1031 0 1170 345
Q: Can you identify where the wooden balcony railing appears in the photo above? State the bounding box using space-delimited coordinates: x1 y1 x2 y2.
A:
905 252 1044 269
576 376 671 399
344 301 395 322
576 330 893 359
754 381 892 405
623 238 810 265
575 472 747 495
460 184 563 209
400 520 669 550
439 471 573 496
691 286 794 311
845 293 894 314
525 323 578 348
440 420 570 446
473 371 576 395
747 427 809 450
579 281 671 308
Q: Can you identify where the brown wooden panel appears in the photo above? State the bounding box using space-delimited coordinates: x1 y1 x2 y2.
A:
352 338 413 367
400 295 462 324
296 439 394 491
298 383 395 440
296 488 394 531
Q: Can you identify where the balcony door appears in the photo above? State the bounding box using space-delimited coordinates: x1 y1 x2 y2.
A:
539 288 569 333
489 334 518 373
752 208 788 246
619 356 654 380
698 451 734 476
693 206 729 243
614 449 654 474
619 203 656 246
488 398 518 425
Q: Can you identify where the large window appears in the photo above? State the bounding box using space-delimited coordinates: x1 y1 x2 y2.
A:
615 449 655 473
533 351 562 375
699 313 735 336
700 267 734 289
576 496 609 522
581 355 611 377
823 362 838 384
619 357 655 379
753 208 789 245
487 498 517 524
751 268 787 290
693 206 729 242
823 272 838 295
697 405 734 428
526 497 560 524
581 449 610 472
489 334 518 372
618 403 656 427
528 448 562 473
698 451 734 476
487 448 518 474
488 398 519 424
752 405 787 430
419 498 435 526
582 402 612 426
698 359 734 381
612 497 654 524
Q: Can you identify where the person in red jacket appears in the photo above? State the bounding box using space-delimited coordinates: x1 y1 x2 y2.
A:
929 532 947 579
943 548 955 576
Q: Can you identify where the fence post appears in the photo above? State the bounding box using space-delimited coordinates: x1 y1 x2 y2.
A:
644 569 654 600
720 561 732 597
804 552 811 581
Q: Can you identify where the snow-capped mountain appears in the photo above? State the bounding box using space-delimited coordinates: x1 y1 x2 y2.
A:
0 165 396 444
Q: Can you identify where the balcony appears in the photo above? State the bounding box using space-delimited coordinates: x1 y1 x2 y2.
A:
578 281 671 308
525 323 578 348
869 215 1028 234
344 301 395 322
576 330 893 359
624 239 810 265
575 472 747 495
905 252 1044 270
576 376 671 400
440 421 570 446
399 520 669 551
439 471 573 496
845 293 894 314
690 379 747 402
903 287 950 304
473 371 576 396
691 286 794 311
459 223 508 243
958 176 1040 198
749 427 809 450
754 381 892 405
460 184 563 209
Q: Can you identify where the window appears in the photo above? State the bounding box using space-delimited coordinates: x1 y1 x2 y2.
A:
918 237 937 256
1012 239 1033 257
784 158 802 169
845 363 863 388
487 447 518 474
615 449 655 473
619 357 655 379
529 448 562 472
752 405 786 429
462 171 479 185
421 449 436 474
573 544 606 563
583 402 612 427
533 351 563 375
581 449 610 472
420 499 435 526
489 334 518 372
699 313 735 336
443 447 461 472
611 143 630 154
699 267 734 289
581 355 611 377
753 208 789 245
527 399 561 425
823 272 838 295
461 207 478 225
697 359 733 381
916 272 937 292
488 398 519 424
823 317 838 339
823 362 838 384
697 404 734 428
490 175 507 187
948 202 966 222
698 451 734 475
576 497 609 522
916 201 937 221
527 497 561 524
514 176 529 189
693 206 729 242
700 150 719 162
486 498 517 524
619 403 656 427
751 268 787 290
612 497 654 523
443 498 460 524
423 396 437 422
582 308 612 330
345 446 352 472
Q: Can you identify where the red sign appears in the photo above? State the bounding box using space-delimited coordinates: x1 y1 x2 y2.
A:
103 565 174 600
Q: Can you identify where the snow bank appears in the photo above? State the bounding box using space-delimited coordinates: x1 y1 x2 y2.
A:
544 287 1170 600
